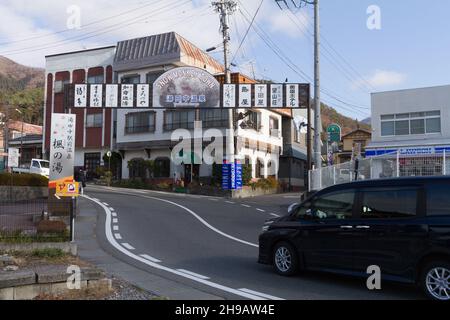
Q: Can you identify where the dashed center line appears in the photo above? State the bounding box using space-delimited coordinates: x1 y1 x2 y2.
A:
270 213 281 217
225 201 235 204
140 254 162 263
241 204 251 208
112 218 118 223
114 233 122 240
111 212 117 217
256 208 266 212
113 225 119 231
121 243 135 250
177 269 210 280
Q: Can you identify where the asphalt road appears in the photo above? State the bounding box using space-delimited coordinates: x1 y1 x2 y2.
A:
79 185 423 300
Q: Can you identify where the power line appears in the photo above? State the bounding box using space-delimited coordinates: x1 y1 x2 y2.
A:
237 2 369 115
231 0 264 64
0 0 166 46
286 8 376 93
0 0 191 56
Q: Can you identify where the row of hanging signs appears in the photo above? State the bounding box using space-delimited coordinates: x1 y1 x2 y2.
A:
70 66 309 109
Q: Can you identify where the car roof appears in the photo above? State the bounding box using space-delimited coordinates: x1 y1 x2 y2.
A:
317 176 450 194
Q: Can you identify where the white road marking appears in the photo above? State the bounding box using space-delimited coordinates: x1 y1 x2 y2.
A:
111 212 117 217
140 254 161 263
112 218 118 223
99 192 259 248
121 243 135 250
113 225 119 231
208 198 219 201
114 233 122 240
270 213 281 217
256 208 265 212
82 196 279 300
177 269 210 280
225 201 235 204
283 195 300 199
288 203 299 213
238 288 284 300
103 202 109 206
241 204 251 208
109 207 115 212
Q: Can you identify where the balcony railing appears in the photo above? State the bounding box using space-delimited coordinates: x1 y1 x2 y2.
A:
125 125 155 134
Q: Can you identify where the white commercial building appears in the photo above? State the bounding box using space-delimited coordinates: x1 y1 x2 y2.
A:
367 85 450 176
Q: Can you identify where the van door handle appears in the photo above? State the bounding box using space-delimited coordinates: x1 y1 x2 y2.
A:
340 225 353 229
356 225 371 229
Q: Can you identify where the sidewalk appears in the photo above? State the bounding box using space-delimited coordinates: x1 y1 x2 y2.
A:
75 196 224 300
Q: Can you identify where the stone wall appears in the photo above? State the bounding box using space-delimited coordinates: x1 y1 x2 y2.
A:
0 265 111 300
0 186 48 201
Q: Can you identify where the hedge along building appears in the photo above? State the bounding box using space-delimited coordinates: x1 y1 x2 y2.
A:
44 46 116 178
113 32 285 183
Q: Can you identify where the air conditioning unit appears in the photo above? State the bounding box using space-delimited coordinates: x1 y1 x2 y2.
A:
54 80 63 93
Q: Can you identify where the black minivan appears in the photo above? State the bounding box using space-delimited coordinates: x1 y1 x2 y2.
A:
258 177 450 300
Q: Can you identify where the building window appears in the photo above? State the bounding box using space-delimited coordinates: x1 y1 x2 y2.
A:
86 113 103 128
269 117 279 137
87 74 104 84
164 110 195 130
199 109 229 128
255 159 264 178
248 111 262 131
146 72 164 84
121 75 140 84
380 111 441 136
125 112 156 134
154 157 171 178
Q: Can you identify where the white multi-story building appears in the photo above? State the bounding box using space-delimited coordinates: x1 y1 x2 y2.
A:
367 85 450 176
113 32 284 183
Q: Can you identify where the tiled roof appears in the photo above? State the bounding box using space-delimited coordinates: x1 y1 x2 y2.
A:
114 32 223 73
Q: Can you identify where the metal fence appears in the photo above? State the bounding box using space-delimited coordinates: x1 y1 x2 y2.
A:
0 198 74 242
309 151 450 191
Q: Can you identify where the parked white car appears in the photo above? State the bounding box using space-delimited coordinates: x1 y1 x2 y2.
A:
12 159 50 178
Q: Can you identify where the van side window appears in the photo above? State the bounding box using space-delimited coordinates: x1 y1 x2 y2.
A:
361 188 418 219
310 190 355 220
427 184 450 216
32 160 40 168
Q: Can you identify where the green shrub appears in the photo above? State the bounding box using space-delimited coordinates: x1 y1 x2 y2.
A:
31 248 65 259
255 177 279 190
0 173 48 187
242 164 252 186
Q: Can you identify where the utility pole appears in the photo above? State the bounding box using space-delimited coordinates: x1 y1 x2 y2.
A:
275 0 321 169
312 0 322 169
212 0 237 163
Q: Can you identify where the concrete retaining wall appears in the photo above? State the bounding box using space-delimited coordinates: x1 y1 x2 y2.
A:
231 187 278 199
0 266 111 300
0 243 77 256
0 186 48 201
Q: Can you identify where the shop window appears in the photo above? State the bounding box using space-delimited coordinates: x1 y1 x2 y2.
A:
154 158 171 178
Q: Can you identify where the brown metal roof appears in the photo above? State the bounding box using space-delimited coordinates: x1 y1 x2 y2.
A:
114 32 223 73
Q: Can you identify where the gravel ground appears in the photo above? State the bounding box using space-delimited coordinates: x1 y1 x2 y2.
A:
105 276 162 300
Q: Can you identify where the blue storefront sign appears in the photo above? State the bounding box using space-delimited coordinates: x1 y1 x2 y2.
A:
366 146 450 157
222 162 243 190
235 162 243 189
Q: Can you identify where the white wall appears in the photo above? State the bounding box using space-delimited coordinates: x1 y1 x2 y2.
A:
371 85 450 143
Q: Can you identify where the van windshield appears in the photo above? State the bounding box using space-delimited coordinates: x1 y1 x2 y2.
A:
40 161 49 168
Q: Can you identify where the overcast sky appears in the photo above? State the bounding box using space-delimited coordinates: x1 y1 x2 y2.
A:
0 0 449 120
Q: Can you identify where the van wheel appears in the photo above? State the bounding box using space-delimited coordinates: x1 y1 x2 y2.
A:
420 261 450 301
273 242 299 276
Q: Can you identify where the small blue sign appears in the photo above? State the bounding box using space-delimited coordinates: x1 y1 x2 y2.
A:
222 163 230 190
235 163 243 190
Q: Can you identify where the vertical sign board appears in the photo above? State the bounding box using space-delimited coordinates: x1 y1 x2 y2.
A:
235 162 243 190
7 148 19 168
49 114 76 187
222 162 231 190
